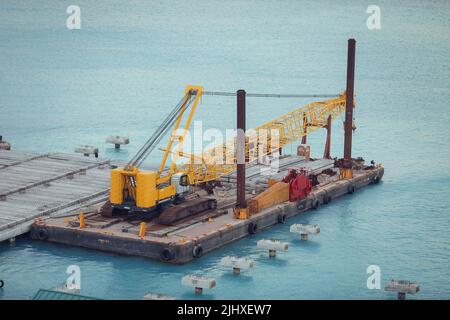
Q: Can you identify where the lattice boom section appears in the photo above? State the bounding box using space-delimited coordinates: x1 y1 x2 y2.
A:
180 93 348 184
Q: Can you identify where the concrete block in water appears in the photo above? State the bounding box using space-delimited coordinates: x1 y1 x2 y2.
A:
74 145 99 157
385 280 420 299
290 223 320 235
0 135 11 150
257 239 288 257
182 274 216 294
142 293 176 300
220 256 255 274
106 136 129 149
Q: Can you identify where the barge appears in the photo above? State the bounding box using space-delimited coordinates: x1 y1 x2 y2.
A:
27 39 384 264
30 156 383 263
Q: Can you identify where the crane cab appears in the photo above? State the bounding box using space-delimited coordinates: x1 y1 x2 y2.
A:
171 173 190 195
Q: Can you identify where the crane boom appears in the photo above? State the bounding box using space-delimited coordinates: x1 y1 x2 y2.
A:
126 89 199 170
110 86 350 215
180 92 349 184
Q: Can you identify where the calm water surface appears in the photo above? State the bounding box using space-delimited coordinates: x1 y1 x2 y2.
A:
0 0 449 299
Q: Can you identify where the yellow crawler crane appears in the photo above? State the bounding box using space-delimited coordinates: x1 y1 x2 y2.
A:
181 92 349 185
109 85 204 213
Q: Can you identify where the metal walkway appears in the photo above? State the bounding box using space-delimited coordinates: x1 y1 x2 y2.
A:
0 149 115 242
32 289 100 300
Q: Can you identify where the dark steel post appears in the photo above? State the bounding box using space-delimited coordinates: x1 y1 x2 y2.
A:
344 39 356 165
323 115 332 159
236 89 247 209
301 113 307 145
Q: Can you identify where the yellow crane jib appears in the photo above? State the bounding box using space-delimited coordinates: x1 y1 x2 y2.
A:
180 92 350 185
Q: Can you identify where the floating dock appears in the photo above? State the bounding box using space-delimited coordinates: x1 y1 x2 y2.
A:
29 154 383 263
0 150 116 242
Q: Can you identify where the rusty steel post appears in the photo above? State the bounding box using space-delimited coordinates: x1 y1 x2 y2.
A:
236 89 247 210
301 113 307 145
323 115 332 159
344 39 356 164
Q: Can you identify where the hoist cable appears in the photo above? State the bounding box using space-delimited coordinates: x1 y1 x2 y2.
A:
203 91 339 98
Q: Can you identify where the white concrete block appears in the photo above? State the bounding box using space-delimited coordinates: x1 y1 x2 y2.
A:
257 239 288 252
220 256 255 270
74 145 98 155
143 293 176 300
106 136 129 145
290 223 320 235
385 280 420 294
181 274 216 290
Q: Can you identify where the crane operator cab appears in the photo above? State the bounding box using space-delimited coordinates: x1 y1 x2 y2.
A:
171 173 190 195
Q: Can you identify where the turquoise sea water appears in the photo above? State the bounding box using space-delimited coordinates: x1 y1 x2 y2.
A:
1 0 449 299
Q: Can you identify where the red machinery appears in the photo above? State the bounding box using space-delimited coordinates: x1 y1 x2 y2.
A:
248 167 313 215
282 168 312 201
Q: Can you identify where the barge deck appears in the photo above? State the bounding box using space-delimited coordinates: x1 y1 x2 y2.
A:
30 154 384 264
